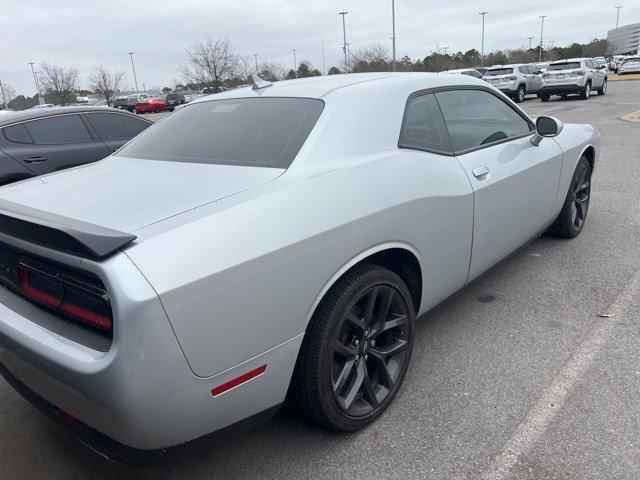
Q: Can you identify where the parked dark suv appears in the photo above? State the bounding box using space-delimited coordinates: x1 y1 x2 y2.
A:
165 93 186 111
0 106 152 186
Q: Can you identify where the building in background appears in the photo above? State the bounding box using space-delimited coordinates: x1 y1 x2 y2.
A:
607 22 640 55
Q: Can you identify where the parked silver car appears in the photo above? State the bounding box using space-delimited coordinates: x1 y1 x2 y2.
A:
482 64 543 102
0 73 600 462
618 55 640 74
538 58 607 101
442 68 483 78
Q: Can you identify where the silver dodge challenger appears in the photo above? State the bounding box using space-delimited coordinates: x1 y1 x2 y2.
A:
0 72 599 461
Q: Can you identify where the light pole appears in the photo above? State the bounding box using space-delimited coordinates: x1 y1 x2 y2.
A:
292 48 298 77
127 52 139 92
538 15 547 63
479 12 489 67
442 46 450 55
527 36 535 62
28 62 43 104
614 5 623 28
321 37 327 75
0 78 7 108
339 11 349 71
391 0 397 71
254 54 259 73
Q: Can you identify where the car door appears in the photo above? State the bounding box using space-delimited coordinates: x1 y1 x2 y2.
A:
0 134 37 185
527 65 543 91
434 88 563 281
83 111 152 153
8 114 110 175
518 66 531 92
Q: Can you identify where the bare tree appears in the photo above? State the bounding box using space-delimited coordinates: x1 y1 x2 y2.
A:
347 43 391 72
258 60 286 82
88 66 125 106
0 79 16 108
179 36 239 90
36 62 80 105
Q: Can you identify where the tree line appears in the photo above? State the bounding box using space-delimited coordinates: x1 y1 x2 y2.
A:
0 36 613 111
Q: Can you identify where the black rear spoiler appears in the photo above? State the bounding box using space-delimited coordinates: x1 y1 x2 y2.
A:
0 199 136 260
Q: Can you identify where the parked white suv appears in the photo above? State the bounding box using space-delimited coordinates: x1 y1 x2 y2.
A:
618 55 640 75
538 58 607 101
482 64 542 103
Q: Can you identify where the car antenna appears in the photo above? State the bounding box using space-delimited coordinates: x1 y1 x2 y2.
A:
250 74 272 90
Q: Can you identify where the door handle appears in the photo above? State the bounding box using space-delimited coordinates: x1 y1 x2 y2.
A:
472 165 490 180
24 158 47 164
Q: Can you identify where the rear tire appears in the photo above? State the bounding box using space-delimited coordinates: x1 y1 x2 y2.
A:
514 85 525 103
547 157 591 238
579 82 591 100
597 78 607 95
539 93 550 102
291 264 415 431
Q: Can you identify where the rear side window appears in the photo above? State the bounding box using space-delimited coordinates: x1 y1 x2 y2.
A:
435 89 532 153
25 115 92 145
3 124 32 144
116 97 324 168
399 94 451 154
86 113 150 141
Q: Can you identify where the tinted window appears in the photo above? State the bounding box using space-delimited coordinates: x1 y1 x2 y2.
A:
87 113 150 141
3 124 32 144
116 98 324 168
548 62 581 71
435 90 531 152
25 115 92 145
519 66 528 73
462 70 482 78
166 94 185 101
399 94 451 153
484 68 514 76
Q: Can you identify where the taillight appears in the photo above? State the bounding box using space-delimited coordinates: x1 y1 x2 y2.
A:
505 75 517 80
17 265 112 332
571 70 585 76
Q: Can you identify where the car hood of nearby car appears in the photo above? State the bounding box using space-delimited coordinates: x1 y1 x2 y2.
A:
0 156 284 234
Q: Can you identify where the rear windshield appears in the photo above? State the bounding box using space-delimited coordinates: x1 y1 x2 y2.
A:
548 62 581 71
484 68 514 76
116 97 324 168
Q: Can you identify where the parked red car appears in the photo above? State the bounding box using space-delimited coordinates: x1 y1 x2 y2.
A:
134 97 167 114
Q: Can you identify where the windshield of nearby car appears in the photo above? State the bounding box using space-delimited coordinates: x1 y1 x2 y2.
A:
548 62 581 70
116 97 324 168
484 68 514 76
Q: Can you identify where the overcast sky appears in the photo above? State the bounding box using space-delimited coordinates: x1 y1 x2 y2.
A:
2 0 638 95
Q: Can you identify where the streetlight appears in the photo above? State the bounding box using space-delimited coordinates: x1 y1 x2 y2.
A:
127 52 139 92
0 78 7 108
614 5 623 28
391 0 397 71
28 62 43 105
538 15 547 63
339 11 349 71
253 53 259 74
479 12 489 67
527 36 535 62
321 37 327 75
292 48 298 77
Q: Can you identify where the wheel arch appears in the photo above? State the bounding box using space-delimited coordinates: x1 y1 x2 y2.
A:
581 145 595 173
303 243 424 330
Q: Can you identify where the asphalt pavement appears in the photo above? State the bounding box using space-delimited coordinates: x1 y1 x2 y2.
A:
1 81 640 480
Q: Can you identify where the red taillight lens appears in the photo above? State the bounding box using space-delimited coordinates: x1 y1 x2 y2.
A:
17 265 112 332
571 70 585 76
505 75 517 80
18 267 63 308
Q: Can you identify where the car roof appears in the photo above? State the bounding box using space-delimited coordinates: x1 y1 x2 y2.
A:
551 58 588 63
193 72 487 103
0 106 137 127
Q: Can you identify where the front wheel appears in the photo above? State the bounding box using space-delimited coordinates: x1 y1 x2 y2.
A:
514 85 525 103
291 264 415 431
597 78 607 95
547 157 591 238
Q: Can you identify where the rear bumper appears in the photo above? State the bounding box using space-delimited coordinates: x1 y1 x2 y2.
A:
538 84 583 95
0 243 299 451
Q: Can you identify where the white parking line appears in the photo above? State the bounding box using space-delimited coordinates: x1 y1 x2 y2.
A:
478 268 640 480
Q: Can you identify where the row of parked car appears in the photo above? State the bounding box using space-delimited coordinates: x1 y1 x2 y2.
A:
445 56 612 103
112 92 204 114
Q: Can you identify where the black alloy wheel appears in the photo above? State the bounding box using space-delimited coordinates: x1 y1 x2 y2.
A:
331 284 410 417
547 156 591 238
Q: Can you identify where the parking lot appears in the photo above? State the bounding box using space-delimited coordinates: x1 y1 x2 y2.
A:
1 80 639 479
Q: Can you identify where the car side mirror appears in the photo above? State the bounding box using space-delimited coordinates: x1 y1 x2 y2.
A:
531 116 564 146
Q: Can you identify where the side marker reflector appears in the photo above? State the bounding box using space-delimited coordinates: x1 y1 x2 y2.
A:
211 364 267 397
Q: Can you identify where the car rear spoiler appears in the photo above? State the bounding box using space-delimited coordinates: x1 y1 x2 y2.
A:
0 199 136 260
